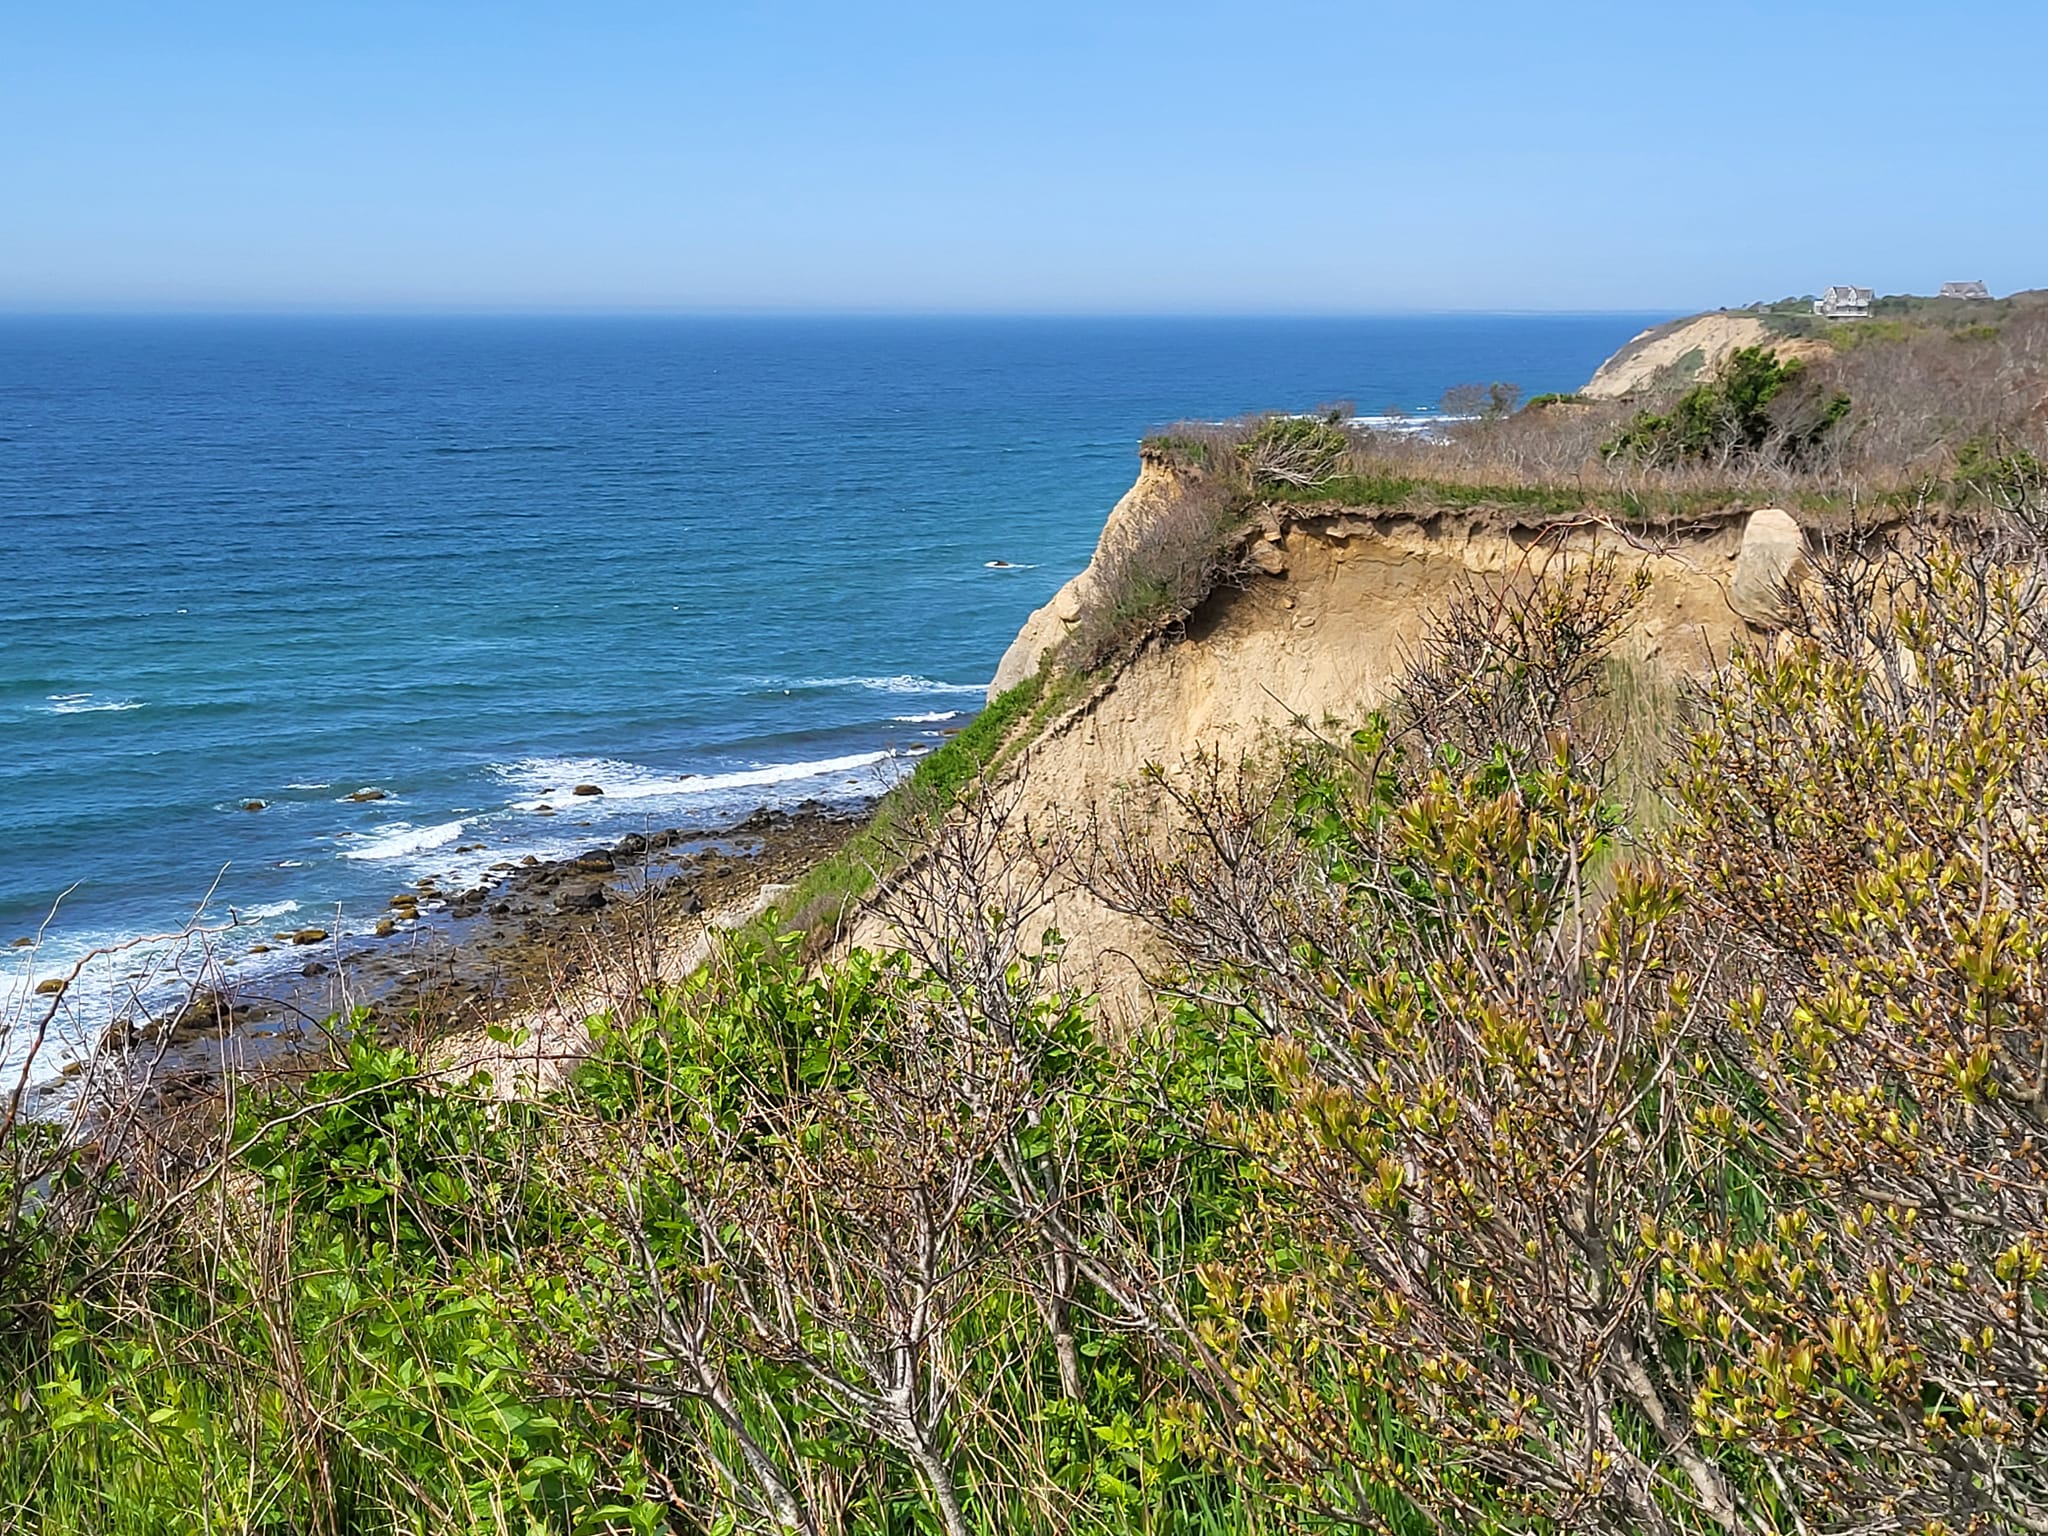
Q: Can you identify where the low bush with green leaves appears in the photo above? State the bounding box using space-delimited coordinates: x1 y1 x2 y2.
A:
1603 345 1851 468
8 508 2048 1532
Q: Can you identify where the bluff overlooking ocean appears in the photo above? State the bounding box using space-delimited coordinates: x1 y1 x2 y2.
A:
0 314 1656 1051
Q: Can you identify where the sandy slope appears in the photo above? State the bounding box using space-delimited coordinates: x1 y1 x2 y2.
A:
1584 313 1829 398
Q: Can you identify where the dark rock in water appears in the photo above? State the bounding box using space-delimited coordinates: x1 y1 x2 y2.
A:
9 936 33 948
572 851 615 874
460 887 489 904
301 961 328 977
520 854 540 866
290 927 329 946
389 894 418 909
249 943 272 955
346 788 389 803
35 977 67 997
374 918 396 938
490 902 512 917
241 799 267 812
737 808 788 832
613 833 648 857
571 783 604 797
162 990 249 1040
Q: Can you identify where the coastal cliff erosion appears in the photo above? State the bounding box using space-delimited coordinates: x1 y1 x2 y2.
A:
863 442 1815 1027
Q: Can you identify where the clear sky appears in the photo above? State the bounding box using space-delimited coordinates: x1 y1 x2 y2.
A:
4 1 2042 314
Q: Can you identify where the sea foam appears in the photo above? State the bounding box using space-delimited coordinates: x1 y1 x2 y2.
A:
775 674 988 697
340 820 466 861
42 693 144 715
501 750 899 810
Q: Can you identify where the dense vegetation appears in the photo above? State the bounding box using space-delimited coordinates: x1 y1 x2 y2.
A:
1600 346 1850 467
8 484 2048 1530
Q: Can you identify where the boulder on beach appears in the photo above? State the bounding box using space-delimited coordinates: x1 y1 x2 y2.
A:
374 918 396 938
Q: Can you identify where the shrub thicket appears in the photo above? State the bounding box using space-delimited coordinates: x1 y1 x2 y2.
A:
1601 346 1851 467
7 511 2048 1532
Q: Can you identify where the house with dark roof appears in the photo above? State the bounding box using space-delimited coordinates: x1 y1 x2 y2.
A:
1939 280 1992 300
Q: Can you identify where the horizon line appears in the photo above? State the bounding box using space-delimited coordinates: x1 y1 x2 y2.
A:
0 303 1693 322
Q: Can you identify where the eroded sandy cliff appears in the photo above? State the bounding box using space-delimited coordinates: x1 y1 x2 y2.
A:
878 473 1804 1028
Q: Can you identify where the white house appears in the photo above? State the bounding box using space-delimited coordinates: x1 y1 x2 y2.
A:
1939 280 1992 300
1814 286 1875 319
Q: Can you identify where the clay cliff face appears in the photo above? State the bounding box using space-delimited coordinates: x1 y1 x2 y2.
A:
892 470 1808 1030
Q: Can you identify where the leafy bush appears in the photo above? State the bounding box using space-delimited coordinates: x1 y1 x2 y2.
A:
1088 521 2048 1531
1603 346 1850 467
14 506 2048 1534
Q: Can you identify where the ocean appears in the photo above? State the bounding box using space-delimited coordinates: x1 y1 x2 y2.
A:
0 313 1663 1064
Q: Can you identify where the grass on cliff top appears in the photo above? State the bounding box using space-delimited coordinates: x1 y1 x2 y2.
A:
762 668 1055 945
1262 469 1898 522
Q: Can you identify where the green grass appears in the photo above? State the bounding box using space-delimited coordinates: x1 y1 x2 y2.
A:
764 668 1050 942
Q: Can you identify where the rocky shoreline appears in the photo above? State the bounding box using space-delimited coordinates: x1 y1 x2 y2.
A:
38 801 866 1118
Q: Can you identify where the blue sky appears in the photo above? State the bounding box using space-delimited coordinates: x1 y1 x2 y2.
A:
4 1 2042 313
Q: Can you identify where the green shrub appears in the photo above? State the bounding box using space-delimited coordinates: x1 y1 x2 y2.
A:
1603 345 1849 466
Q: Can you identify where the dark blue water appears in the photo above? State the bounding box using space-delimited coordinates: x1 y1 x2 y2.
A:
0 314 1660 1049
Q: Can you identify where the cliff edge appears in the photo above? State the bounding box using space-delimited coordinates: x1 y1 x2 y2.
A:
910 466 1809 1028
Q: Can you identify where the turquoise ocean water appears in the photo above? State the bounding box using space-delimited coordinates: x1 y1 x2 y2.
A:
0 314 1662 1058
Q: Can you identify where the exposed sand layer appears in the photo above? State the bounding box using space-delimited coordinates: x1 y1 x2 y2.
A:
1583 313 1830 399
869 491 1798 1033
